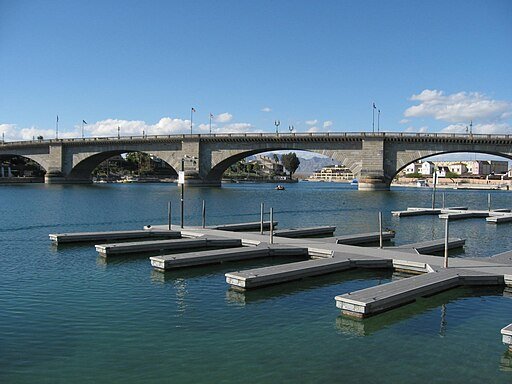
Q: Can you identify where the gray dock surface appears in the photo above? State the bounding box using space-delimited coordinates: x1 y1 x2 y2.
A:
334 231 395 245
273 226 336 238
151 243 308 270
50 229 181 244
96 237 242 257
226 252 390 290
487 213 512 224
335 269 502 318
392 238 465 254
212 221 278 231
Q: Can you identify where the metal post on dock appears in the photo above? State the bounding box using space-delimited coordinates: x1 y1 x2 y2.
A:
180 159 185 229
202 200 206 229
432 171 438 209
488 193 491 212
442 192 445 209
260 202 264 235
378 211 383 249
269 207 274 244
444 218 449 268
167 201 172 230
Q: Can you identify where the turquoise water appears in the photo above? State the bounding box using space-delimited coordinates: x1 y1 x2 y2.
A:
1 182 511 383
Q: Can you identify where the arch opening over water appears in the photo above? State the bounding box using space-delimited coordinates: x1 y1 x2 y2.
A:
69 150 178 183
0 154 46 180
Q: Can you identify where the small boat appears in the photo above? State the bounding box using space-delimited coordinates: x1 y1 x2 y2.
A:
350 178 358 186
275 185 285 190
416 179 429 187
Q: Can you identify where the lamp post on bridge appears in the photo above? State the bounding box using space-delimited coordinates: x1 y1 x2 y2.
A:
274 120 280 134
372 102 376 133
377 109 381 133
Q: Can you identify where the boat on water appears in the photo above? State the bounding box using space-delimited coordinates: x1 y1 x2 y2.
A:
350 178 358 186
275 185 285 190
416 179 429 187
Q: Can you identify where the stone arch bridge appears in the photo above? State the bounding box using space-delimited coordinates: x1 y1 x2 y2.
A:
1 132 511 190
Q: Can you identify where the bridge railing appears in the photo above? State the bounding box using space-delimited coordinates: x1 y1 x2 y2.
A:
1 131 510 145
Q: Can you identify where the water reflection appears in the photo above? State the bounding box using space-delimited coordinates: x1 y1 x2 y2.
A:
500 350 512 372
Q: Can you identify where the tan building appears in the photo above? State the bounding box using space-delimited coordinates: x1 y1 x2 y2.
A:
308 165 354 182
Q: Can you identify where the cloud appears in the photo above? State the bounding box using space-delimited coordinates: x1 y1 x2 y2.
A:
441 123 511 135
305 119 318 126
404 126 428 133
85 117 190 137
399 119 410 124
261 107 272 113
307 126 319 133
0 123 70 141
214 123 259 133
404 89 512 123
213 112 233 123
323 120 333 128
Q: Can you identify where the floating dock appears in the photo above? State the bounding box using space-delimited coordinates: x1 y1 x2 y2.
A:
95 237 242 257
335 269 503 318
151 243 308 271
502 324 512 352
212 221 278 231
334 231 395 245
273 226 336 238
226 252 390 290
486 213 512 224
49 229 181 244
392 238 465 254
391 207 468 217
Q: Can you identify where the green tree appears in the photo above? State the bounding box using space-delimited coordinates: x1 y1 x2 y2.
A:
281 152 300 179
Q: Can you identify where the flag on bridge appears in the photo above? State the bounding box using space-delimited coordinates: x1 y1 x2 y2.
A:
373 102 376 109
82 120 87 125
191 108 196 113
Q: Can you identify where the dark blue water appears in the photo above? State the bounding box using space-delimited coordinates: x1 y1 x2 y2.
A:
1 183 511 383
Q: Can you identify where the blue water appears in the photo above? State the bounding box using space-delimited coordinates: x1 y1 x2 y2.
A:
1 182 511 383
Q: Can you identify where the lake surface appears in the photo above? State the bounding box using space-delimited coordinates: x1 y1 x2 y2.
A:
1 182 511 383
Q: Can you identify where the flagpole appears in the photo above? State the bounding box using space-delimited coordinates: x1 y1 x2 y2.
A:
209 113 212 134
190 108 194 135
81 120 84 138
56 115 59 139
372 102 375 133
377 109 380 133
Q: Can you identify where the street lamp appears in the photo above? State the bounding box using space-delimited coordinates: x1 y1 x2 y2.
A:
274 120 280 134
288 125 294 133
377 109 381 133
372 102 376 133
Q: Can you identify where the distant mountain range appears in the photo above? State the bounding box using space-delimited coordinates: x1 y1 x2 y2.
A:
296 156 338 176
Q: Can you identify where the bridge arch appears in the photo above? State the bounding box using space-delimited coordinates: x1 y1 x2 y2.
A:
391 149 512 182
67 150 178 181
203 147 362 182
0 153 47 174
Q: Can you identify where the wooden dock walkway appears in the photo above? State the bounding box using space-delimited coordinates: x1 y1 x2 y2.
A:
151 243 308 270
95 237 242 257
335 269 503 318
49 229 181 244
